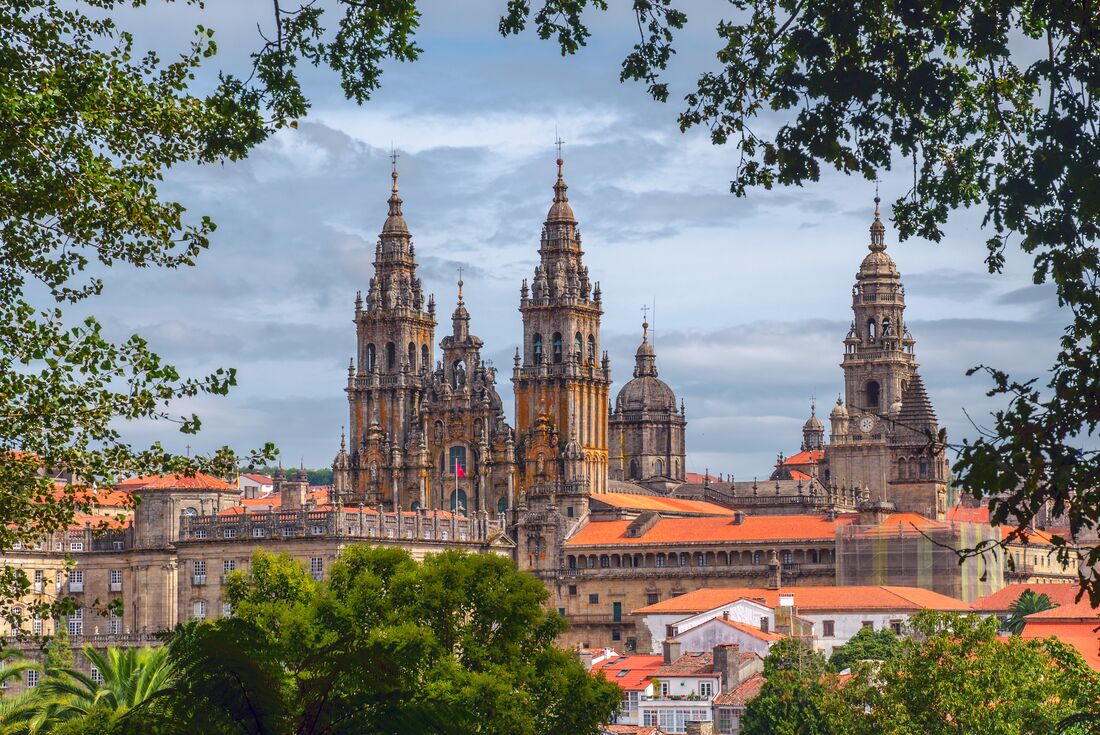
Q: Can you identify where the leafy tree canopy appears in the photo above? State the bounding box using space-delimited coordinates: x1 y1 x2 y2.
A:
742 638 836 735
124 546 621 735
829 626 902 672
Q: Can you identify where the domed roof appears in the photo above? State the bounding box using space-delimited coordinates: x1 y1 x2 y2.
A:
830 396 848 420
858 196 898 278
546 158 576 223
382 167 409 235
804 412 824 431
615 320 677 411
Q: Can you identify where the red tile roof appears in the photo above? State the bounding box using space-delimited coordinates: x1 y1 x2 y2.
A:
971 583 1083 612
1023 595 1099 621
781 450 824 466
714 618 785 642
633 585 972 616
788 469 813 481
946 505 990 523
684 472 721 484
592 493 734 516
50 486 133 508
117 473 235 491
713 672 766 706
1021 621 1100 670
602 726 664 735
241 473 274 484
591 655 665 691
67 513 131 530
565 513 854 548
654 651 718 677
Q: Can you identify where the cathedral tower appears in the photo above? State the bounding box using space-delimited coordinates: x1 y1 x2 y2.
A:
513 156 612 504
609 320 686 487
826 196 949 518
345 161 437 506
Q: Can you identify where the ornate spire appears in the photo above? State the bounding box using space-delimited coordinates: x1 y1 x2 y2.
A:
451 273 470 339
633 320 657 378
383 152 408 235
869 193 886 252
546 155 576 223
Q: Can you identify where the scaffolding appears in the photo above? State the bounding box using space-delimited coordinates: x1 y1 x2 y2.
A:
835 518 1003 602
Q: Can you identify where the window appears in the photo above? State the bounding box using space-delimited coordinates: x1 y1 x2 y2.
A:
366 343 376 372
223 559 236 574
566 505 574 518
865 380 880 409
660 681 670 697
26 670 39 688
568 585 577 596
629 459 640 480
497 496 508 514
919 459 928 477
647 593 660 605
532 333 543 363
695 552 705 567
753 551 762 565
613 602 622 622
106 610 121 635
589 593 599 604
408 342 416 371
109 569 122 591
890 619 903 634
862 620 874 630
421 344 429 370
32 616 43 635
699 681 713 698
822 620 835 637
224 528 237 539
655 459 664 476
552 332 563 363
193 560 207 585
67 608 83 636
70 541 83 551
600 556 610 568
448 445 467 476
193 600 207 620
194 529 207 539
385 342 396 370
656 554 665 568
90 666 103 685
558 607 566 616
183 507 198 518
309 557 324 581
678 553 688 567
587 335 596 363
222 602 233 618
611 628 621 642
867 319 877 342
450 489 468 515
69 569 84 593
252 527 266 538
574 332 583 361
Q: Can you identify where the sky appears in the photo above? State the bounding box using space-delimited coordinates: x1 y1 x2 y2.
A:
90 1 1062 478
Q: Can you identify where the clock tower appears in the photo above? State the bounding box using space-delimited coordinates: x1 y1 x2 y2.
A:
826 196 950 519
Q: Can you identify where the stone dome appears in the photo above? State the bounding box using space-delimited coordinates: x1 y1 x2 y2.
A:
546 158 576 223
616 321 676 412
804 412 824 431
830 397 849 420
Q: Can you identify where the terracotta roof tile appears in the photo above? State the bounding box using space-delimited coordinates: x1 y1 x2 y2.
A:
565 513 852 548
715 618 785 642
654 651 717 677
713 672 766 706
946 505 990 523
1021 620 1100 670
781 450 824 466
684 472 721 484
117 473 235 491
591 655 665 691
633 585 972 615
241 473 273 484
592 493 734 516
971 583 1083 612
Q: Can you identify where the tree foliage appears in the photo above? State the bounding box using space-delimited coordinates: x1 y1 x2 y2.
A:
832 611 1100 735
123 547 621 735
828 626 902 672
742 638 836 735
499 0 1100 601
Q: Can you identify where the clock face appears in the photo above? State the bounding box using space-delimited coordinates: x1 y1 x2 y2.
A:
859 416 875 433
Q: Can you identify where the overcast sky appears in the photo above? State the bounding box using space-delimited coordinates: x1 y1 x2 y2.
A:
91 1 1061 478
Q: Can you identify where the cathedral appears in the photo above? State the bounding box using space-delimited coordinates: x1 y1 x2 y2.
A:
332 155 950 526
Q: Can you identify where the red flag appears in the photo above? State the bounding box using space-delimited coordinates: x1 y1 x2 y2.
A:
455 458 466 478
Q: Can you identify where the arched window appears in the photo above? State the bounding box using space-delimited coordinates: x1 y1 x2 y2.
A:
497 496 508 515
655 459 664 476
753 551 762 565
385 342 396 371
866 380 880 409
656 553 666 568
600 555 610 568
781 550 793 565
366 344 377 372
629 459 640 480
421 344 429 370
411 500 421 511
552 333 563 363
450 489 468 515
568 555 577 569
809 549 820 564
695 552 705 567
919 458 928 477
588 335 596 363
881 318 892 337
898 458 908 479
533 334 543 364
574 332 583 361
678 552 688 567
408 342 416 370
867 319 877 342
447 446 468 476
453 359 466 388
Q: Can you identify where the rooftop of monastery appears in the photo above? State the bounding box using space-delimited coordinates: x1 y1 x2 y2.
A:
565 513 856 547
633 585 974 616
588 493 734 517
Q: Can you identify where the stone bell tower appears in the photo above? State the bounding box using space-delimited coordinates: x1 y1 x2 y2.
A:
826 196 949 518
513 154 611 505
345 159 437 506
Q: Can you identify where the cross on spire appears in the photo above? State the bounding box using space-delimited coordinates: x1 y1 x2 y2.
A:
555 134 564 161
641 304 650 323
390 146 400 171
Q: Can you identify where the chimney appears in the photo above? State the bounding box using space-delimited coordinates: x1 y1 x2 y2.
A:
722 609 730 621
712 644 741 693
686 722 714 735
577 647 595 672
662 638 682 665
732 510 745 525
